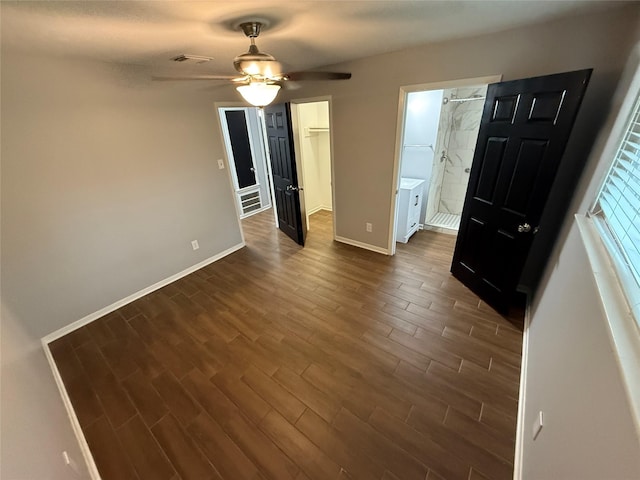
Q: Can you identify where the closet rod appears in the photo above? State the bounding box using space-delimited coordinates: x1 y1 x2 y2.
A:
404 144 434 150
448 96 486 102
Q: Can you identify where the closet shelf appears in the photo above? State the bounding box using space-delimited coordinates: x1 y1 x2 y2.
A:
304 127 330 136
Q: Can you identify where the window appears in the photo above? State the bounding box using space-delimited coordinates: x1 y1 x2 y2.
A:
592 82 640 321
582 44 640 452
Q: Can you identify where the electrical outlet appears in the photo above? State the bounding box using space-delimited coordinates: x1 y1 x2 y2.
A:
191 240 199 250
366 222 373 233
217 159 225 169
62 451 81 477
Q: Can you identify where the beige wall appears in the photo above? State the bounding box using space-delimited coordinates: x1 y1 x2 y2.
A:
282 4 640 255
2 55 242 338
1 53 241 477
2 305 90 479
520 221 640 478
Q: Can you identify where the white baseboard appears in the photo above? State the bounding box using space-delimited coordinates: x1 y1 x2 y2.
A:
307 205 333 215
240 204 271 219
42 341 102 480
42 241 244 345
40 241 245 479
513 300 532 480
334 235 390 255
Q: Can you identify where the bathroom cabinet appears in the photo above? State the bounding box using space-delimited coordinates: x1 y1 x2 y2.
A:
396 177 425 243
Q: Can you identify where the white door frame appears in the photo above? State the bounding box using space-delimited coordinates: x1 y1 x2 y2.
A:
289 95 336 238
215 102 278 241
218 106 275 219
388 75 502 255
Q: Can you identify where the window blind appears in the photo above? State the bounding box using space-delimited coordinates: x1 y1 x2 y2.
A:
594 93 640 286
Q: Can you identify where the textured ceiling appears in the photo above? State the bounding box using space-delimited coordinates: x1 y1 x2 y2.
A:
1 1 622 76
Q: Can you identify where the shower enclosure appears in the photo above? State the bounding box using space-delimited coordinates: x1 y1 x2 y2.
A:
424 85 487 233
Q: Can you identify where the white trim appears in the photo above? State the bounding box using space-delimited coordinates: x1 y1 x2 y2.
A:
255 107 280 229
586 43 640 323
576 214 640 435
42 242 244 344
335 235 391 255
306 205 333 216
42 342 102 480
288 102 310 238
593 216 640 323
214 102 247 246
40 241 245 478
513 300 532 480
240 203 272 219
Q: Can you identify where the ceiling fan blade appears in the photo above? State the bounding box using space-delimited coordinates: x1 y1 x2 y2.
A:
284 71 352 81
152 75 239 81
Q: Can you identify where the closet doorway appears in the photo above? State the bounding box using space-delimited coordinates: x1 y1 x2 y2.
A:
290 98 334 233
390 75 501 253
218 98 335 244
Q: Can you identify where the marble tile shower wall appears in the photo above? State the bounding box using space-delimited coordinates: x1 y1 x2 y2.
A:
426 86 487 220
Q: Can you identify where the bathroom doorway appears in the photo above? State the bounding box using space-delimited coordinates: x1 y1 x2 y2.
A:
425 86 488 232
390 75 501 252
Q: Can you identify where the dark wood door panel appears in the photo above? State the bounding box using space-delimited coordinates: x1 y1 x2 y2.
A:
452 69 592 312
490 95 519 123
502 139 549 216
527 90 566 124
264 103 305 246
482 228 518 292
457 216 486 274
225 110 257 189
474 136 508 204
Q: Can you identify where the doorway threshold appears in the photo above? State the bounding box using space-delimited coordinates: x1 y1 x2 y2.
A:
425 212 460 235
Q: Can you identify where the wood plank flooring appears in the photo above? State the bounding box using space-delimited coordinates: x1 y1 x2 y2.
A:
50 209 523 480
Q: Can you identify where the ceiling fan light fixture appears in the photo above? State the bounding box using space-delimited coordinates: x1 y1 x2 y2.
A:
236 82 281 107
233 46 281 78
234 58 273 76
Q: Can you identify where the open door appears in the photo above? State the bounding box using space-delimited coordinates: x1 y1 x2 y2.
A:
451 69 592 312
263 102 306 245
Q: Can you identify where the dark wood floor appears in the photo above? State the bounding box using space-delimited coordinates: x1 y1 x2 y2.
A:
50 209 522 480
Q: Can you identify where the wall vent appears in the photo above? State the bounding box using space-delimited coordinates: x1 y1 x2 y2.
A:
240 191 262 215
171 54 213 64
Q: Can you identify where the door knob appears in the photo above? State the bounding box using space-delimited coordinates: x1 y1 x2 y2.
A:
517 222 532 233
250 167 255 172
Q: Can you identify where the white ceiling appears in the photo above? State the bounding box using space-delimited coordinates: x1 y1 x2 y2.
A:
1 1 623 77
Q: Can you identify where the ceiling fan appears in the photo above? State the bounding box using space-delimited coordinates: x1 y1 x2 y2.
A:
155 21 352 106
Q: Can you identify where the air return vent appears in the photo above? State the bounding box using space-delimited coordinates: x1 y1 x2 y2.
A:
171 54 213 64
240 191 262 215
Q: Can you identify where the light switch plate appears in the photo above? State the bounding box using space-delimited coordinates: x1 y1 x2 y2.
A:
532 411 544 440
